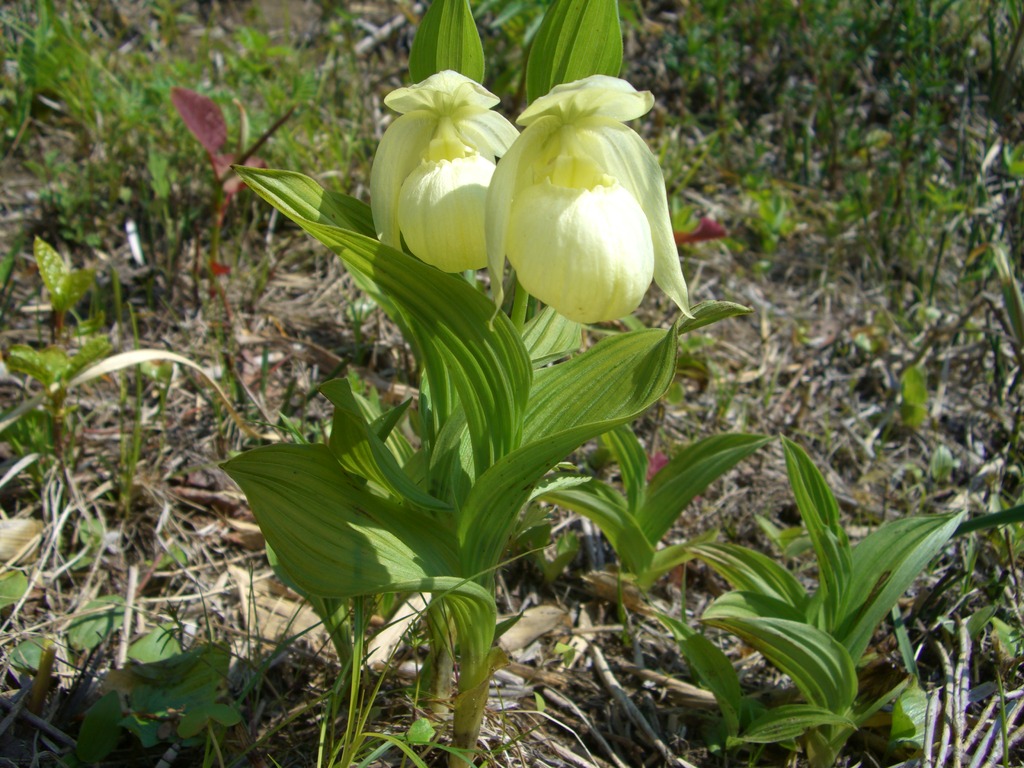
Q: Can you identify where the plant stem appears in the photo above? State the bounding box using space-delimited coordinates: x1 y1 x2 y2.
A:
510 279 529 331
426 604 454 715
449 643 505 767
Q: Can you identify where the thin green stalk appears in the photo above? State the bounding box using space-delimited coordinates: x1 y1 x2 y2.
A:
510 279 529 331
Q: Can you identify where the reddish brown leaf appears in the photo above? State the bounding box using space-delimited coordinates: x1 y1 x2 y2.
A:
674 217 728 245
171 87 227 155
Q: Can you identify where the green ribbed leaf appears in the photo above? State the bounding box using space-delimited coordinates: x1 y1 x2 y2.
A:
642 434 770 545
223 444 458 597
459 326 679 575
35 236 94 315
235 167 532 491
409 0 485 83
686 541 809 611
838 511 963 661
321 378 449 511
526 0 622 102
521 306 581 366
738 704 855 745
703 616 857 714
782 438 851 631
661 615 743 737
703 591 808 625
542 479 651 574
603 424 647 511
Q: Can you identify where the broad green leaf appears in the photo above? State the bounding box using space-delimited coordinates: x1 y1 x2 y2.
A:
77 691 123 762
686 541 809 611
67 335 112 379
703 616 857 713
235 167 532 485
782 438 850 631
523 328 676 443
459 326 678 575
603 424 647 512
837 511 963 661
117 645 231 748
34 237 67 304
737 704 855 745
0 570 28 609
68 595 125 651
406 717 437 745
56 269 96 314
642 434 771 545
661 615 742 737
177 702 241 738
702 591 808 624
521 306 582 366
223 444 458 597
526 0 622 102
6 345 70 388
128 625 182 663
319 188 378 239
889 680 928 751
677 300 751 335
321 378 449 511
409 0 485 83
10 638 46 673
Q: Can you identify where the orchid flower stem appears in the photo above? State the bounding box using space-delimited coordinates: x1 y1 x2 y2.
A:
426 603 455 715
510 278 530 331
449 639 504 767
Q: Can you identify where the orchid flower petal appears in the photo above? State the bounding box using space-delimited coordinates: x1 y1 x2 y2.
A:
519 75 654 126
371 113 438 247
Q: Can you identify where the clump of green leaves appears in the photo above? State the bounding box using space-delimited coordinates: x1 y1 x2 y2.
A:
77 644 240 763
667 438 964 766
541 427 770 589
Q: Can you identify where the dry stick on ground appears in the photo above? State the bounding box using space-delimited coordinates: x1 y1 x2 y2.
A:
117 564 139 668
0 692 77 750
528 730 603 768
541 687 629 768
617 663 718 709
966 688 1024 768
587 642 695 768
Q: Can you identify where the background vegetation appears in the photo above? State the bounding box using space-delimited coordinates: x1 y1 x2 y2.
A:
1 0 1022 765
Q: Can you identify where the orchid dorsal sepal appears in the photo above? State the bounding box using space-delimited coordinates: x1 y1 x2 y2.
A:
487 75 692 323
371 71 519 273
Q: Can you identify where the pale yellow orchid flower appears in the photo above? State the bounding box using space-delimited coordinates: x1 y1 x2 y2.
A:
486 76 691 323
370 71 519 272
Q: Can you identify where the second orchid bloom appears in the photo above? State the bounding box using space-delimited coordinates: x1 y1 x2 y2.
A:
370 71 518 272
372 72 690 323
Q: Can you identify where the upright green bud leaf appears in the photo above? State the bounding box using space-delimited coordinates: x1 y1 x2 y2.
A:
526 0 623 103
409 0 485 83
